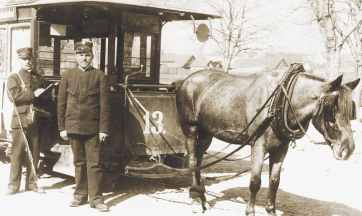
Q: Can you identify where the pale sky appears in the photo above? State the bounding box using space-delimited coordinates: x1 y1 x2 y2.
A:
161 0 325 59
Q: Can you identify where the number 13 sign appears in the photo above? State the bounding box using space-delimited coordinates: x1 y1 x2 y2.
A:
143 111 166 135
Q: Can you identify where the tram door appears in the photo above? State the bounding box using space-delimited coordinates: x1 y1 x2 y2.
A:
10 26 30 73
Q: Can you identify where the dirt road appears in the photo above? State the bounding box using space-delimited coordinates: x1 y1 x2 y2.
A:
1 123 362 216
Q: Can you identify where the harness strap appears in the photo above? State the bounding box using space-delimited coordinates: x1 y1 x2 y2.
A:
312 96 337 143
195 116 273 171
279 85 308 138
269 63 306 141
195 75 286 170
121 64 308 171
185 65 303 170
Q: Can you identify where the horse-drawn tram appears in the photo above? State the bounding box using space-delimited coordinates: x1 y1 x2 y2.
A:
0 0 219 178
2 1 362 215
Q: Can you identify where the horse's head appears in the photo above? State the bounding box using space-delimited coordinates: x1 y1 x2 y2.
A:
312 75 360 160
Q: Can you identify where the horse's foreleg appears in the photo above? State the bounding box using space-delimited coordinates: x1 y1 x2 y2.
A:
265 144 288 216
246 140 266 216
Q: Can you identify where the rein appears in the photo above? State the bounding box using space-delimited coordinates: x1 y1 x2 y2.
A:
193 64 306 171
121 63 311 173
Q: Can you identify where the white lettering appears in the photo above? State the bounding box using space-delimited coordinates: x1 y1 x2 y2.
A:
143 111 166 135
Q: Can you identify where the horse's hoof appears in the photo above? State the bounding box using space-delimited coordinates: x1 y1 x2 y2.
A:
191 198 207 214
245 208 255 216
202 201 210 212
266 205 276 216
266 210 277 216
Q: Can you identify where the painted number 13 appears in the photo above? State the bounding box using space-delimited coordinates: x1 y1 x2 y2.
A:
143 111 166 134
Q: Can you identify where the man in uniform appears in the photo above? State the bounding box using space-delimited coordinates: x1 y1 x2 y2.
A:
57 41 110 212
6 47 46 194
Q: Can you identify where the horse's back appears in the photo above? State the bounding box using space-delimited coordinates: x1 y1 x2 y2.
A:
176 70 270 142
178 69 263 98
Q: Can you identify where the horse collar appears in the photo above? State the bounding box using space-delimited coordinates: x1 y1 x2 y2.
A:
269 63 306 141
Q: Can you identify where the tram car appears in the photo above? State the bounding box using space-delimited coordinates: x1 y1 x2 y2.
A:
0 0 219 181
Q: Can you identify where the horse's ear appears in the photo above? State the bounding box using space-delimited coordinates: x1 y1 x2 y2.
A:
345 78 360 90
324 75 343 92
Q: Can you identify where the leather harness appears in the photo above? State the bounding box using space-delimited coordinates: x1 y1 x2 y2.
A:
268 63 307 141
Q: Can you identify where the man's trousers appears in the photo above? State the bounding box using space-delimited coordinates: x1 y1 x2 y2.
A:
69 134 104 205
8 124 39 191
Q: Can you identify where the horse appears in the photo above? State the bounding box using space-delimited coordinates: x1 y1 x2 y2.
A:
175 64 360 216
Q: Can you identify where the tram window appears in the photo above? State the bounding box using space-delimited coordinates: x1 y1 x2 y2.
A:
131 35 141 66
38 39 77 76
146 36 152 77
0 28 7 77
123 32 153 80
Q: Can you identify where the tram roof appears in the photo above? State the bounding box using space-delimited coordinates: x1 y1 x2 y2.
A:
11 0 220 21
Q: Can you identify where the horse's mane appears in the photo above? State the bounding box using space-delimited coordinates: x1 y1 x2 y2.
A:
338 86 353 122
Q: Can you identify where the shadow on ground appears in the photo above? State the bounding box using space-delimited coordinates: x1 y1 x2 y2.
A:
29 156 362 216
101 158 264 208
209 187 362 216
41 172 75 190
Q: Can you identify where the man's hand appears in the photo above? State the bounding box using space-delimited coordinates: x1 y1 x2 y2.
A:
99 132 108 143
34 88 45 97
60 130 68 141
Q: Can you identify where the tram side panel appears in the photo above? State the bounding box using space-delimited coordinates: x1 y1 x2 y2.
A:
46 88 187 176
104 90 188 172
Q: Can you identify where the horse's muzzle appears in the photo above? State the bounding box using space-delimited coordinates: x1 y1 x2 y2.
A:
331 139 354 160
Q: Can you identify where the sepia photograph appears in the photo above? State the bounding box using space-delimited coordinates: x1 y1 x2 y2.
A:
0 0 361 215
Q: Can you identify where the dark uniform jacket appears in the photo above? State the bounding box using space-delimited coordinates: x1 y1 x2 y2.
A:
7 69 45 129
57 66 110 135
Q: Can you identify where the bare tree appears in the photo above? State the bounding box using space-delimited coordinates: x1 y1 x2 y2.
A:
308 0 362 106
310 0 362 75
208 0 267 72
308 0 341 78
334 0 362 77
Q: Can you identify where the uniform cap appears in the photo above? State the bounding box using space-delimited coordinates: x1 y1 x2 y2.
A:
16 47 33 59
75 41 93 54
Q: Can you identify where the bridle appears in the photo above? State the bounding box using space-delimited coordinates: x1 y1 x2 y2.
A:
312 95 337 143
312 92 342 145
268 63 347 144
